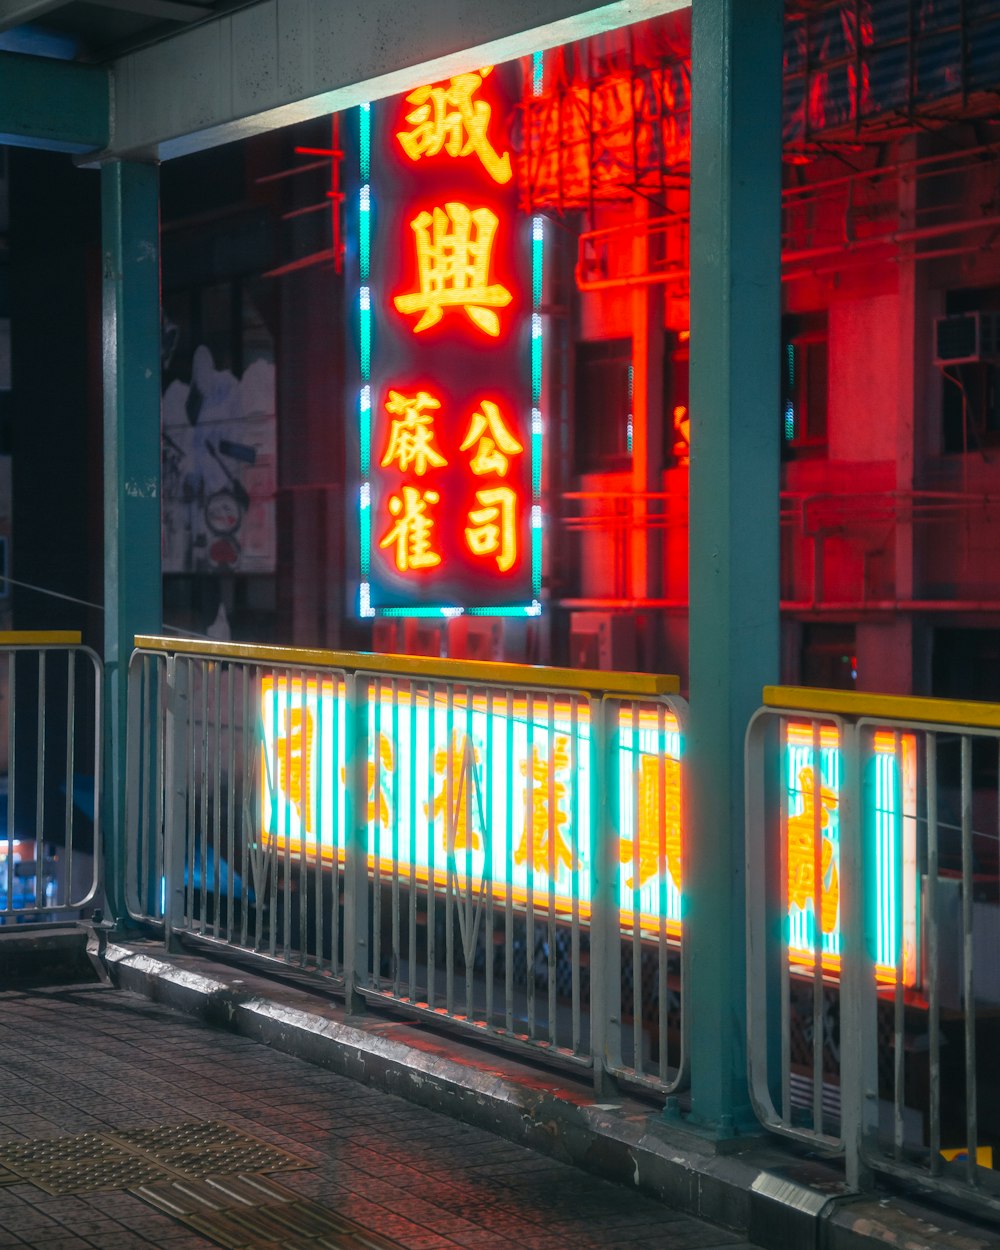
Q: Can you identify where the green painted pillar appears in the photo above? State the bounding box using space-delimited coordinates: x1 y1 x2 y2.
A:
101 161 162 923
686 0 783 1133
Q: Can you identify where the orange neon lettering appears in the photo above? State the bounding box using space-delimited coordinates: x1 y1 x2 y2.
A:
341 733 394 826
787 766 840 934
465 485 517 572
514 739 574 875
276 707 313 834
460 400 523 476
396 67 513 185
380 485 442 572
426 731 483 853
393 203 512 337
381 390 448 476
618 755 682 891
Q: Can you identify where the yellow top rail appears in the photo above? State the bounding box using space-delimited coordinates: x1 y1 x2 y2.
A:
0 631 83 646
134 635 679 698
765 684 1000 731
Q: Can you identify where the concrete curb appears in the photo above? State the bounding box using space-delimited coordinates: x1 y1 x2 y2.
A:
104 942 1000 1250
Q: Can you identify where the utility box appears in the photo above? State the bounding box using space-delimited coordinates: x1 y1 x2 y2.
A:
934 311 1000 365
569 611 636 671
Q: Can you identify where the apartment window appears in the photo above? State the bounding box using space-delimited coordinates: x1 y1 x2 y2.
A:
782 313 828 454
941 286 1000 454
574 338 632 472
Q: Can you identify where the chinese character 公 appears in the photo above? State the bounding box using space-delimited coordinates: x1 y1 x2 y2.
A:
460 400 523 477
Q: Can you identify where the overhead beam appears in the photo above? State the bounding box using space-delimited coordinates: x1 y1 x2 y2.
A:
104 0 689 161
0 0 66 34
0 50 109 152
88 0 210 21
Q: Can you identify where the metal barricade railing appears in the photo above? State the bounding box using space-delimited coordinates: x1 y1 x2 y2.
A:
126 636 688 1094
747 686 1000 1215
0 631 102 923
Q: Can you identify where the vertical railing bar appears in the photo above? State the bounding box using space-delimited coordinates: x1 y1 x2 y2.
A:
485 688 496 1028
960 733 978 1185
35 651 46 913
200 659 210 936
307 669 320 970
373 676 383 992
893 729 905 1161
391 678 401 999
139 654 152 917
657 701 669 1083
505 688 514 1034
547 693 557 1047
212 661 223 941
779 714 792 1124
631 699 642 1077
239 666 252 951
313 671 325 973
811 720 824 1134
427 683 437 1010
445 683 455 1016
465 687 475 1022
297 668 310 967
526 690 536 1040
407 683 418 1002
282 669 294 960
267 670 279 955
185 658 198 934
226 661 236 945
4 651 13 918
570 694 581 1056
330 674 341 975
154 656 165 920
63 651 75 909
927 730 941 1176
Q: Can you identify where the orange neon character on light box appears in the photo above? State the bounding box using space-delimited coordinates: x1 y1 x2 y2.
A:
426 731 484 853
514 737 575 875
465 485 518 571
381 389 448 476
461 400 523 477
380 485 442 572
394 203 512 337
396 67 513 185
787 765 840 934
618 754 682 892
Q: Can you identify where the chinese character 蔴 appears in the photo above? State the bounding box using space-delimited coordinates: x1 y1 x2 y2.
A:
514 738 574 875
396 67 512 185
426 731 483 853
381 389 448 476
465 485 517 572
618 754 682 891
380 485 442 572
276 706 313 834
460 400 523 477
393 203 512 337
787 766 840 934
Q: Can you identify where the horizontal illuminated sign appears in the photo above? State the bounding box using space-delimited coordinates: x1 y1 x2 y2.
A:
260 676 681 930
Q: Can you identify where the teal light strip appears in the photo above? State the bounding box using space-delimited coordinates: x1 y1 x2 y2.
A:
530 213 544 603
359 103 373 613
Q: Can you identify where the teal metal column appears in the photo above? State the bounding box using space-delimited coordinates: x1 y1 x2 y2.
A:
686 0 782 1132
102 161 162 922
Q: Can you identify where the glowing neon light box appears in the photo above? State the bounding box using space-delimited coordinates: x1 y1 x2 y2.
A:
351 62 540 617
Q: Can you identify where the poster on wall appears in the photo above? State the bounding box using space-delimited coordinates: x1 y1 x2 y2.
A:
161 285 277 575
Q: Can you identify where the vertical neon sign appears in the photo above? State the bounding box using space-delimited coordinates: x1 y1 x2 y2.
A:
356 62 540 618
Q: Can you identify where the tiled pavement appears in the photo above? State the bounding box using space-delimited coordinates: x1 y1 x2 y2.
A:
0 984 761 1250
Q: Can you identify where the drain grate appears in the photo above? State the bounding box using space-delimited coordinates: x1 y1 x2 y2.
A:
135 1174 405 1249
0 1122 309 1195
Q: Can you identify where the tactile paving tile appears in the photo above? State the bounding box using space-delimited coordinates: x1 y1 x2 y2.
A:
112 1120 310 1178
0 1122 310 1195
134 1174 405 1250
0 1133 166 1194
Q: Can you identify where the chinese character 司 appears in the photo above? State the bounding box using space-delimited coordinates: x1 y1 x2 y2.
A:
394 202 512 337
514 738 574 875
380 485 442 573
787 766 840 934
381 389 448 476
465 485 517 572
396 67 513 185
461 400 523 477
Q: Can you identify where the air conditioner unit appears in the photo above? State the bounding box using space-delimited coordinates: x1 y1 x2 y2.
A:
934 311 1000 365
447 616 502 662
569 612 636 672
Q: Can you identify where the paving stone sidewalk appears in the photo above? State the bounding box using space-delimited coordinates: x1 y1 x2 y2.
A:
0 984 759 1250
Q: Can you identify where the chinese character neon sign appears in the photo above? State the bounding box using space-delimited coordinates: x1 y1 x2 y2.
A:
354 60 541 617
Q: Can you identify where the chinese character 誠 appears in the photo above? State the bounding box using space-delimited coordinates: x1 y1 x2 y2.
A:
461 400 523 477
394 203 513 337
618 755 682 891
396 67 513 185
380 485 442 572
465 485 518 572
381 390 448 476
787 766 840 934
514 738 575 875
